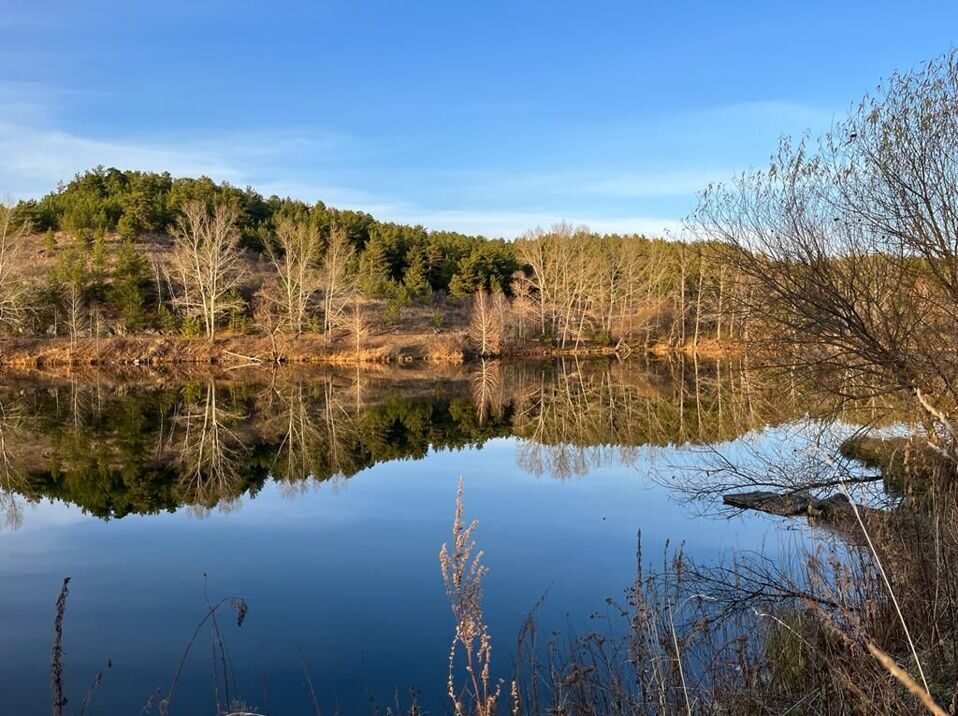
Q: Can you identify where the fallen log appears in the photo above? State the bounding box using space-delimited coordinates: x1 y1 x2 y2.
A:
723 490 854 519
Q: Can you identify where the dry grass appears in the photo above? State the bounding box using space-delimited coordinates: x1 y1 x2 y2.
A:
0 330 473 367
866 642 947 716
440 478 504 716
437 447 958 716
425 334 467 364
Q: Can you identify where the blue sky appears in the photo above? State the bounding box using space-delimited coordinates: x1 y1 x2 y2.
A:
2 1 957 238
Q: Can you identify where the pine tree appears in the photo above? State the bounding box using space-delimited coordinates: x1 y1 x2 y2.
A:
90 229 109 298
52 242 91 344
108 240 151 330
359 236 392 297
403 246 431 298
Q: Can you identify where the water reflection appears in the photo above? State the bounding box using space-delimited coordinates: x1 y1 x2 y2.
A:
0 358 814 527
176 380 249 514
0 358 915 714
0 401 28 529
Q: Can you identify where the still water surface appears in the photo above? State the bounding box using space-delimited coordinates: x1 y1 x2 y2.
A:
0 359 821 713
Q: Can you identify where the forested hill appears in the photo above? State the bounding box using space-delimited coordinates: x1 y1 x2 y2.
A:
2 166 734 356
12 166 523 299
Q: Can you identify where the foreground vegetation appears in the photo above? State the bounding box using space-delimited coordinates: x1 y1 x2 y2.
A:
642 50 958 715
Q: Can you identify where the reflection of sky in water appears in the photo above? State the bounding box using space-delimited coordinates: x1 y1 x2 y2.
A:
646 418 907 510
0 433 813 714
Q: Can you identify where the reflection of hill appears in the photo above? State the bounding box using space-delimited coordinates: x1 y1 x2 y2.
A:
0 358 813 523
0 372 514 522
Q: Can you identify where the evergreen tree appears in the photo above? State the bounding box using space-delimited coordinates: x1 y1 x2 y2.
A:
108 241 151 330
51 242 92 341
403 246 431 298
90 229 110 299
359 236 393 297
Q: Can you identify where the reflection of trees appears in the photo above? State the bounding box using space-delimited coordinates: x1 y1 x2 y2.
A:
470 360 502 426
0 402 27 530
264 381 325 486
0 358 816 521
320 378 359 480
508 357 787 479
656 421 891 518
261 378 358 491
175 381 248 513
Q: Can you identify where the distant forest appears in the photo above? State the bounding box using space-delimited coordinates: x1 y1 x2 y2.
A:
14 167 521 298
0 168 739 354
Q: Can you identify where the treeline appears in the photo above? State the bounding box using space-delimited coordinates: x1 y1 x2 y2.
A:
1 167 746 353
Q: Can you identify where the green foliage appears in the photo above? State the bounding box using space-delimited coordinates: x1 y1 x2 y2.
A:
15 167 526 304
359 234 396 297
157 304 179 334
107 241 152 330
306 314 324 334
28 281 64 335
448 240 519 298
402 245 432 298
89 230 109 297
181 382 203 404
52 242 92 293
384 291 410 323
181 315 201 338
225 288 252 333
422 231 484 290
15 198 58 232
370 223 424 280
592 330 613 347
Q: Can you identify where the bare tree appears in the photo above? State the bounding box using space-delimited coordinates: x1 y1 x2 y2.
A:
252 282 285 361
262 216 323 336
695 50 958 461
348 293 369 362
171 201 245 342
469 288 503 357
52 245 91 347
321 226 355 339
509 270 536 341
0 203 29 332
514 224 685 349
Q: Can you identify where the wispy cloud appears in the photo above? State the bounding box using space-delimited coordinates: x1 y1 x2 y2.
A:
0 82 831 238
365 205 684 239
0 123 239 197
0 82 357 198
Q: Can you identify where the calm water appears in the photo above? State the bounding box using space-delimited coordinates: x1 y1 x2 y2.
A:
0 359 828 714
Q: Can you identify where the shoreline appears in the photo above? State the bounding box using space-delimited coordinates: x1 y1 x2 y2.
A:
0 333 739 369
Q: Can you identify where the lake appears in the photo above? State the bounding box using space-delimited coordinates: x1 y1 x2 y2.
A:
0 358 838 714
